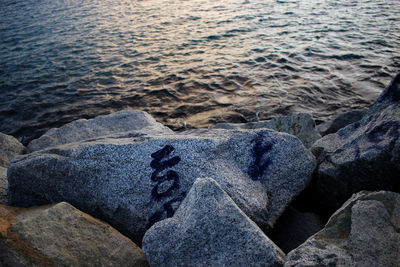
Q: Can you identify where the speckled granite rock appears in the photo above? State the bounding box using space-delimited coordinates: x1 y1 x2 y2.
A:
0 167 7 204
215 113 321 148
0 132 25 167
8 128 315 244
27 110 172 152
143 177 285 266
316 108 368 136
284 191 400 267
311 74 400 212
0 202 148 266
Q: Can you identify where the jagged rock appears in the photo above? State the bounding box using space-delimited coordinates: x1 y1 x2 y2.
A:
215 113 321 148
0 132 25 167
8 127 315 244
0 167 7 204
285 191 400 267
27 110 172 152
268 207 324 254
311 74 400 212
143 177 285 266
316 108 368 136
0 202 148 266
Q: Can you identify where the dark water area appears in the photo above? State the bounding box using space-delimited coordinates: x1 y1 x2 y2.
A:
1 0 399 144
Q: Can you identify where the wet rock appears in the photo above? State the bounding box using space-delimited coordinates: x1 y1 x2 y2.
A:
285 191 400 267
0 167 7 204
0 202 148 266
268 207 324 254
316 108 368 136
143 177 285 266
8 127 315 244
215 113 321 148
27 110 172 152
0 132 25 167
311 74 400 212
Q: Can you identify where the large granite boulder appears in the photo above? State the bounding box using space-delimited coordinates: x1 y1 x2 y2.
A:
215 112 321 148
27 110 172 152
0 167 7 204
0 132 25 167
0 202 148 266
8 127 315 244
311 74 400 212
285 191 400 267
143 177 285 266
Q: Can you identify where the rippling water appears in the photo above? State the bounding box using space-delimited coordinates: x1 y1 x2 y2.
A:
1 0 399 143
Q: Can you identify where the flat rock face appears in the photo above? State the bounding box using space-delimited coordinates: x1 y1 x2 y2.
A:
0 132 25 168
27 110 172 152
316 108 368 136
143 177 285 266
284 191 400 267
8 128 315 244
215 113 321 148
0 167 7 204
0 202 148 266
311 74 400 212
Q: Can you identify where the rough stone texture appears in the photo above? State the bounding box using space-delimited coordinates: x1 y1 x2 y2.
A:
268 206 324 254
316 108 368 136
0 202 148 266
0 132 25 168
311 74 400 212
285 191 400 267
215 113 321 148
0 167 7 204
27 110 172 152
143 177 285 266
8 128 315 244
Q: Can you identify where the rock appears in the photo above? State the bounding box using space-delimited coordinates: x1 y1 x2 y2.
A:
27 110 172 152
8 127 315 244
316 108 368 136
311 74 400 212
284 191 400 267
268 206 324 254
0 167 7 205
143 177 286 266
215 113 321 148
0 132 25 168
0 202 148 266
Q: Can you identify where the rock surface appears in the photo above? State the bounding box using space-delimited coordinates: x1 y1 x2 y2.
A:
0 132 25 168
285 191 400 267
27 110 172 152
0 167 7 204
311 74 400 212
143 177 285 266
268 207 324 254
8 127 315 244
316 108 368 136
0 202 148 266
215 113 321 148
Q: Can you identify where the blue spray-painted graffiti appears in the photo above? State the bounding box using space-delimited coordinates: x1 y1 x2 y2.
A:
248 133 274 180
148 145 186 227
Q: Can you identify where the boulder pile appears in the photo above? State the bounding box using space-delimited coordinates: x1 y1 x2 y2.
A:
0 73 399 266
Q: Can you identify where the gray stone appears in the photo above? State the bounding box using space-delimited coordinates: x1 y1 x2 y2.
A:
0 132 25 168
268 207 324 254
143 177 286 266
0 167 7 204
215 113 321 148
0 202 148 266
8 127 315 244
285 191 400 267
27 110 172 152
316 108 368 136
311 74 400 212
